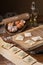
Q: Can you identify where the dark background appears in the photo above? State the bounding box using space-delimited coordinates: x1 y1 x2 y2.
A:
0 0 43 16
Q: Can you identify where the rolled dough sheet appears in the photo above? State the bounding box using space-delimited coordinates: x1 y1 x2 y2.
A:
32 36 43 42
16 50 28 59
9 46 21 53
23 55 37 65
33 62 43 65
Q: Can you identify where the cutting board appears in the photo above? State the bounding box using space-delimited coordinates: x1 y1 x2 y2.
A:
12 25 43 51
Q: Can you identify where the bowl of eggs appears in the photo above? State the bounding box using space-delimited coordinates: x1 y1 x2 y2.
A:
5 20 28 35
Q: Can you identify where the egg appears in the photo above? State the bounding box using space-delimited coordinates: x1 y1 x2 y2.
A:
8 22 15 32
19 22 24 26
8 26 12 32
17 24 22 29
19 20 25 27
11 26 18 32
16 20 25 29
8 22 14 26
21 20 26 24
15 21 20 25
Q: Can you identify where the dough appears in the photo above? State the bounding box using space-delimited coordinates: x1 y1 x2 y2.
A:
25 40 35 45
33 62 43 65
24 32 32 37
16 50 28 59
15 35 24 41
23 55 37 65
9 46 21 53
3 43 13 49
32 36 42 41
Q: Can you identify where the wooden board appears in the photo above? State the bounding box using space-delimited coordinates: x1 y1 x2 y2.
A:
12 25 43 51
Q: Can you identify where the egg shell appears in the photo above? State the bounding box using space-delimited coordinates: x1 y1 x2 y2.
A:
11 26 18 32
15 21 20 25
16 24 22 29
19 22 24 26
21 20 26 24
8 22 14 27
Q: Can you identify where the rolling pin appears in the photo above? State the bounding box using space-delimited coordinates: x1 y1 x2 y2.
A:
0 13 30 25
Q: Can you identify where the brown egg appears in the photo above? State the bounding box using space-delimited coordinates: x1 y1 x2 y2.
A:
16 24 22 29
21 20 26 24
15 21 20 25
19 21 24 26
8 23 11 26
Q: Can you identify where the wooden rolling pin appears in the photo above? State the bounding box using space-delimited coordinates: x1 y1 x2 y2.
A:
0 13 30 25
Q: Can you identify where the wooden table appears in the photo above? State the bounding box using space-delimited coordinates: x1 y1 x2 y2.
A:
0 24 43 65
